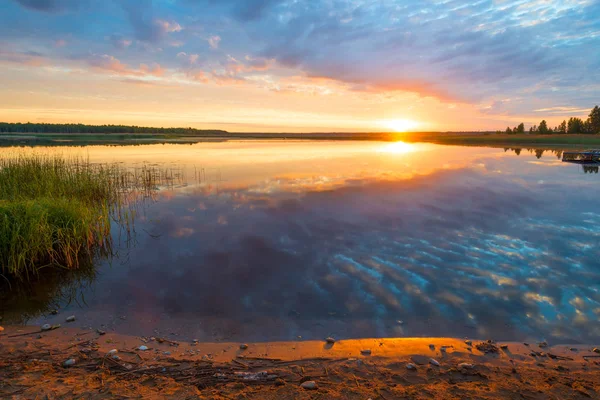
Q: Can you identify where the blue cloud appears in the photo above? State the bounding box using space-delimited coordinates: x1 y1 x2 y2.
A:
14 0 80 12
3 0 600 113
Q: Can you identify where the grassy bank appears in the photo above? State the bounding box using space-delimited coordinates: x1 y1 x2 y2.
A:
0 155 154 282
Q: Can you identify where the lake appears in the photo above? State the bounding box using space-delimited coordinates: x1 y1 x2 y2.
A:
1 141 599 344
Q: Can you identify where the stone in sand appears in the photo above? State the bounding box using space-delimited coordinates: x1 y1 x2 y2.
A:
97 329 106 335
66 315 76 322
593 348 600 354
107 349 118 355
406 363 417 370
429 358 440 367
361 349 372 355
62 358 76 367
50 310 58 315
300 381 318 390
464 340 472 346
41 324 52 331
538 341 548 348
325 337 336 344
458 363 474 369
410 355 429 365
240 344 249 350
138 345 149 351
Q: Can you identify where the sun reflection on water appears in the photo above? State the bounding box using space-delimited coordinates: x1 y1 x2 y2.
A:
379 141 416 154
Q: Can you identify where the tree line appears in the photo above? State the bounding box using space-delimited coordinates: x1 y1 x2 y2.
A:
503 105 600 135
0 123 228 135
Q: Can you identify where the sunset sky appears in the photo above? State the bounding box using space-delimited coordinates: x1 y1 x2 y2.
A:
1 0 598 132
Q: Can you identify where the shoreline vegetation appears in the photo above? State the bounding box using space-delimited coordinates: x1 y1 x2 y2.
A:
0 154 162 283
0 106 598 148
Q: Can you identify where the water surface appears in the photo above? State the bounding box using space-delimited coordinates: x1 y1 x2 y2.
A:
2 141 599 343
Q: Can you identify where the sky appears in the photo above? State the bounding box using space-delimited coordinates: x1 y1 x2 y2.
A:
0 0 598 132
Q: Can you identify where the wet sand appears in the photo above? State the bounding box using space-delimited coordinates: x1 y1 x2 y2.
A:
1 326 599 399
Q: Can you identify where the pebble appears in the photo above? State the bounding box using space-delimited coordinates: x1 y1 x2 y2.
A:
107 349 118 355
593 348 600 354
397 320 404 325
138 345 149 351
406 363 417 370
361 349 372 356
325 337 336 344
464 340 472 346
275 378 286 386
429 344 435 350
62 358 76 368
66 316 76 323
458 363 474 369
429 358 440 367
50 310 58 315
97 329 106 335
112 355 121 361
500 344 508 350
163 351 171 355
538 341 548 348
41 324 52 332
240 344 249 350
300 381 318 390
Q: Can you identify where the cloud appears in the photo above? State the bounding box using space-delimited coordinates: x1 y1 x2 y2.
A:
87 54 164 77
184 0 285 21
0 49 48 67
120 0 183 43
251 0 600 105
13 0 81 12
177 51 201 67
109 34 133 50
208 35 221 49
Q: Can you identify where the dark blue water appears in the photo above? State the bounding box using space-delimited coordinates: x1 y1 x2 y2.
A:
5 142 600 343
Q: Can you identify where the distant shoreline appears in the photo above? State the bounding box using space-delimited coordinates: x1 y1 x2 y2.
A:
2 131 600 148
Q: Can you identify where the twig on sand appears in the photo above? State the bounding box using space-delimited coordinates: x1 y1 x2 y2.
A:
64 339 95 350
232 359 250 369
237 356 282 362
376 389 389 400
8 330 44 338
0 386 34 398
353 374 360 388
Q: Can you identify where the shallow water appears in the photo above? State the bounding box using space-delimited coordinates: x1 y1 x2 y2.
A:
2 141 599 343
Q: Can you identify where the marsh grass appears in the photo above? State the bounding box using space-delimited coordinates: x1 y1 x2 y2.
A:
0 154 166 282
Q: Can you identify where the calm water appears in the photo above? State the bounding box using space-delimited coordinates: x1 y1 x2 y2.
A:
2 141 599 343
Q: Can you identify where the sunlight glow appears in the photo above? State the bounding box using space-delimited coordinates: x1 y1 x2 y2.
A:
379 141 416 154
380 119 420 132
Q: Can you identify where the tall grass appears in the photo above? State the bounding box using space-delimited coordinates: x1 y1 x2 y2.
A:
0 154 161 282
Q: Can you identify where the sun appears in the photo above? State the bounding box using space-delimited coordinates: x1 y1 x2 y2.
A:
381 119 420 132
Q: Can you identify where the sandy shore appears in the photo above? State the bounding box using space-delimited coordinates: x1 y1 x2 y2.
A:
1 326 599 399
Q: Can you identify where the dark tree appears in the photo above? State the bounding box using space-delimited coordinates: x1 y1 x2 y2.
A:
516 123 525 133
587 105 600 134
568 117 585 134
538 120 549 134
558 120 567 134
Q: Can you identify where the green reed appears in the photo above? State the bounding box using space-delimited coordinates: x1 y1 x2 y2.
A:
0 154 166 282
